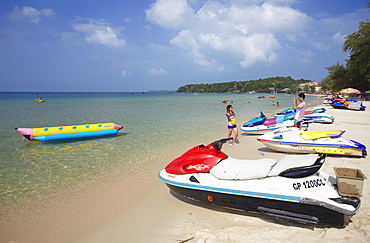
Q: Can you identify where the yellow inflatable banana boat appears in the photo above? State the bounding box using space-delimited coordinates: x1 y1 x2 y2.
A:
15 123 123 142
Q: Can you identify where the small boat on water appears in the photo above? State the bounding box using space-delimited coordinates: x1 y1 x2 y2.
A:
257 127 367 157
159 138 363 226
35 93 44 102
15 123 123 142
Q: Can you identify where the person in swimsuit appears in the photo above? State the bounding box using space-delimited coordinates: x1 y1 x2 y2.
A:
226 105 238 145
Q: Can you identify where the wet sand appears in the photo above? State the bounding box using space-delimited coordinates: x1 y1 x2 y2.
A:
2 100 370 242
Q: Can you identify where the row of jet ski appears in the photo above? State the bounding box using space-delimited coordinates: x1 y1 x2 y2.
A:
323 96 366 111
240 107 334 135
159 106 367 227
241 107 366 157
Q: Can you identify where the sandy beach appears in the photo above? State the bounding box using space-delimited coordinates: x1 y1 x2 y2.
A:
2 100 370 243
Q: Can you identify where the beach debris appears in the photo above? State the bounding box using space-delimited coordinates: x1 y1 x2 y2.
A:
177 237 194 243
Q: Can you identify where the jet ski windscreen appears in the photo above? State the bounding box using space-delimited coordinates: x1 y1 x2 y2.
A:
212 138 232 150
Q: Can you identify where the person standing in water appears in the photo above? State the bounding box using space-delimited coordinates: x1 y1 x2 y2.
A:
293 92 306 128
226 105 238 145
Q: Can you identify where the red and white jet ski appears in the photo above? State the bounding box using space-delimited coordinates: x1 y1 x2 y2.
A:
159 138 361 226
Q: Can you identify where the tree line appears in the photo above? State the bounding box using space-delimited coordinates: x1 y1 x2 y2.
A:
176 76 313 93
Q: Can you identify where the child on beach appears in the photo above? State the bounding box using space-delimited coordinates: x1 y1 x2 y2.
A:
293 92 306 128
226 105 238 145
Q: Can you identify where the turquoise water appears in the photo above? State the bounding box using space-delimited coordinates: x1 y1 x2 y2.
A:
0 92 321 208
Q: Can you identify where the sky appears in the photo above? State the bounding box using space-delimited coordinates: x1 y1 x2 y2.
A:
0 0 369 92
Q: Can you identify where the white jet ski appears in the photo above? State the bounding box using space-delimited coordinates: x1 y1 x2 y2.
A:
275 107 334 124
241 112 297 135
302 112 334 124
257 127 367 157
159 138 362 226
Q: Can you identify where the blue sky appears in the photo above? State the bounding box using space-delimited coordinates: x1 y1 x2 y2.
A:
0 0 369 92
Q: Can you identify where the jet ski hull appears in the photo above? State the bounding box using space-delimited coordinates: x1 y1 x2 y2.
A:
258 140 366 157
159 171 359 226
258 127 367 157
240 120 293 135
330 101 366 111
303 113 335 124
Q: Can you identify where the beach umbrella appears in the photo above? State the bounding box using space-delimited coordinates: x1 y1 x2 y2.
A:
339 88 361 95
365 90 370 94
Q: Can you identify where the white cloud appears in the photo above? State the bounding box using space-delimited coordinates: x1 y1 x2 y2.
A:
300 50 314 64
308 40 330 51
71 18 125 47
148 67 168 75
227 3 310 33
9 6 55 24
170 30 224 71
332 32 346 44
86 26 125 47
284 44 315 64
148 42 173 51
145 0 194 29
146 1 310 70
230 33 281 68
121 70 131 77
286 33 297 42
144 24 152 32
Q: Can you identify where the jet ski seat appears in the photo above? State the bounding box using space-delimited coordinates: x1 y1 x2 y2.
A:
263 118 277 126
210 154 325 180
268 154 324 177
299 130 344 140
210 158 277 180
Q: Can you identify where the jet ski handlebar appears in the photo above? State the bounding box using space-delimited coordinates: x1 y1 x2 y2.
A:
211 138 233 150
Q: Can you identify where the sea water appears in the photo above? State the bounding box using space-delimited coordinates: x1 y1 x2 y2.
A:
0 92 321 209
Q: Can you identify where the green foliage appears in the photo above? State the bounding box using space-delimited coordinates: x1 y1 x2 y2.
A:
343 20 370 91
321 63 348 91
323 3 370 92
176 76 311 93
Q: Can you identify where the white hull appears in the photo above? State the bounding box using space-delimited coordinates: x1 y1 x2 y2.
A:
241 120 294 135
260 142 363 156
303 113 334 124
258 127 366 157
159 153 360 225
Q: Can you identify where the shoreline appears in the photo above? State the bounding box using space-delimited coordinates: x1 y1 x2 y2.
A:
2 98 370 242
